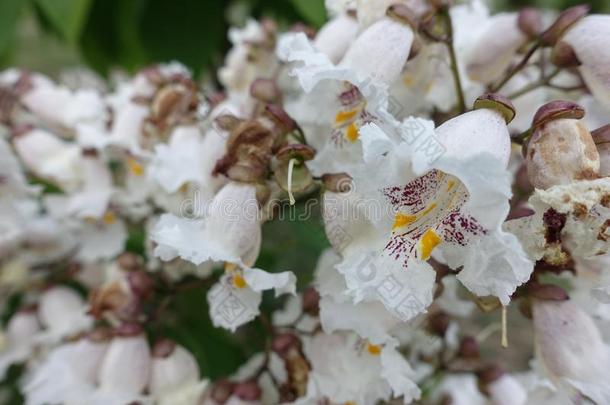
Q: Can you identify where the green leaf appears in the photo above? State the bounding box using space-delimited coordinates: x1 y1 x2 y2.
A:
0 0 27 58
290 0 326 28
34 0 92 43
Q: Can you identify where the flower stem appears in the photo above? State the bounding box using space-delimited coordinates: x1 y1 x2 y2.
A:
507 68 560 99
443 10 467 114
491 40 541 92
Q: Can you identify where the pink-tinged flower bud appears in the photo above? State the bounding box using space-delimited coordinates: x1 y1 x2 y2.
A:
339 7 415 85
149 339 200 396
551 41 580 68
466 13 527 84
556 14 610 109
592 124 610 176
301 287 320 316
98 327 151 396
272 333 301 358
314 12 359 64
6 309 40 345
233 380 262 401
38 286 86 330
249 78 281 103
525 101 599 189
533 299 610 403
540 5 590 46
518 7 543 38
458 336 479 359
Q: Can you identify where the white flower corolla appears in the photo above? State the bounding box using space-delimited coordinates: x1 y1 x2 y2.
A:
533 299 610 404
207 267 296 331
0 136 36 198
12 128 82 191
21 76 107 132
96 329 151 403
301 331 420 404
37 286 92 341
330 110 531 321
313 12 359 64
149 341 207 405
430 374 486 405
560 15 610 109
66 150 114 220
22 336 109 405
0 309 40 379
219 20 277 95
506 178 610 266
466 13 527 84
152 181 261 266
486 374 528 405
148 125 226 201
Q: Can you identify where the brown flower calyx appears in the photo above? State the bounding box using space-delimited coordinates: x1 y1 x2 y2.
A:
532 100 585 128
386 4 419 31
551 41 581 68
275 144 315 163
540 4 590 46
473 93 516 124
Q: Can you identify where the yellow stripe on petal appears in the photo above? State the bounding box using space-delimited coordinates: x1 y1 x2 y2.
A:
393 213 417 230
346 123 359 142
446 180 455 191
103 212 116 225
418 228 442 260
366 342 381 356
420 203 437 217
127 158 144 177
232 274 247 289
335 109 358 124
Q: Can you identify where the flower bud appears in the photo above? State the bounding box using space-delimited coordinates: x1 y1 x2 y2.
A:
38 286 86 331
210 379 234 404
486 373 527 405
127 271 154 299
592 124 610 176
250 78 281 103
321 173 352 192
532 299 610 403
301 287 320 316
98 326 151 396
551 41 580 68
540 4 590 46
272 333 301 358
427 311 450 337
477 364 505 394
6 308 40 346
149 340 200 396
314 13 359 64
233 380 262 401
518 7 543 38
458 336 479 359
525 101 599 189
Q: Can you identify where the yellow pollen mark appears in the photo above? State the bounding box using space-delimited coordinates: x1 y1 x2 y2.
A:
418 228 442 260
127 158 144 176
344 402 356 405
393 213 417 229
224 262 238 273
335 109 358 124
446 180 455 191
232 274 247 289
366 343 381 356
103 212 116 225
346 123 359 142
178 183 189 194
403 73 414 87
83 216 96 223
420 202 437 217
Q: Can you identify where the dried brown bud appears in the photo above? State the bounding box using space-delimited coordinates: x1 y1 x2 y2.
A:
458 336 480 359
518 7 543 37
250 78 281 103
526 101 599 189
386 4 418 30
302 287 320 316
540 4 590 46
473 93 516 124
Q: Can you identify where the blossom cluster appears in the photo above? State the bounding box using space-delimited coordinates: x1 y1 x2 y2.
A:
1 0 610 404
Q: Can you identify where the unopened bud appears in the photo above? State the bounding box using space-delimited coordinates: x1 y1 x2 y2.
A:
551 41 580 67
458 336 480 359
473 94 516 124
263 104 296 133
234 380 262 401
7 310 40 345
518 7 543 37
526 101 599 189
427 311 450 336
540 4 590 46
149 341 200 396
250 78 281 103
302 287 320 316
272 333 301 358
321 173 353 193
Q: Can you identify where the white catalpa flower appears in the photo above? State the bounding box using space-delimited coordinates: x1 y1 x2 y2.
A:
23 333 109 405
328 100 531 322
36 285 93 343
301 331 420 404
0 309 40 379
208 267 296 331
